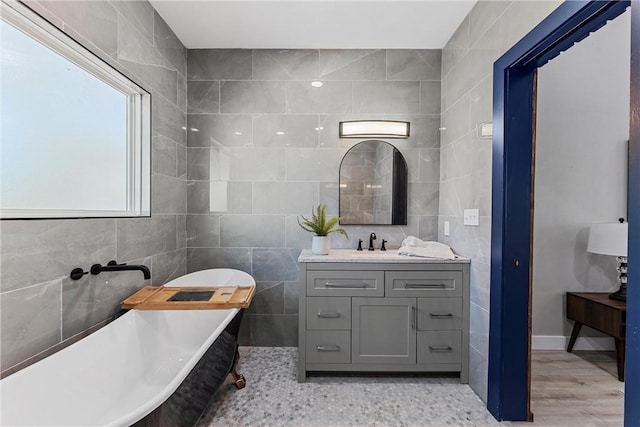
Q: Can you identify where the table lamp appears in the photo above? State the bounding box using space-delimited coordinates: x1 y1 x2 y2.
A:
586 219 628 301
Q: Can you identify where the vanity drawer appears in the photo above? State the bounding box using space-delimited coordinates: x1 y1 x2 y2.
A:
417 331 462 364
417 298 462 331
306 330 351 364
385 271 462 297
306 297 351 330
307 271 384 297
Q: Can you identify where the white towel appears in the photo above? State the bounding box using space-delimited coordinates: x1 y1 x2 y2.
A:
397 236 456 260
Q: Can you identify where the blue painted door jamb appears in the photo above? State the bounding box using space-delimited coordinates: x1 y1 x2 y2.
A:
489 1 637 424
625 2 640 424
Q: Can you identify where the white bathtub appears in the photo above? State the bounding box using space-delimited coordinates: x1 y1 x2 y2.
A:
0 268 255 427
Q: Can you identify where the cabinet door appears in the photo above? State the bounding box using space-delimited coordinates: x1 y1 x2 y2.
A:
351 297 416 364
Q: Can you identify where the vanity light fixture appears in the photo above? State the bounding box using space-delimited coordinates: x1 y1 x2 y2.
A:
339 120 410 139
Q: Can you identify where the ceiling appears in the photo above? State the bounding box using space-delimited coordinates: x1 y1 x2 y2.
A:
149 1 477 49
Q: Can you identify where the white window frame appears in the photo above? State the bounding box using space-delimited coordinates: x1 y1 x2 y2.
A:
0 0 151 219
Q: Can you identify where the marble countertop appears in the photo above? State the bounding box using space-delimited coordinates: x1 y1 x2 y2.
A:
298 249 470 263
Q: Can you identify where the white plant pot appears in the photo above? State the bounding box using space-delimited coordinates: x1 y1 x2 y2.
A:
312 235 331 255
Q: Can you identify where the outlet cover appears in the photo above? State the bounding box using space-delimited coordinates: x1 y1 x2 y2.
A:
463 209 479 226
444 221 450 236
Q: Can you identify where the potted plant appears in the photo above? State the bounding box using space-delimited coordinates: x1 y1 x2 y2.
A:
297 204 348 255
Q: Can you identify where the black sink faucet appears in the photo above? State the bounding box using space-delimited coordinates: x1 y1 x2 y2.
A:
368 233 377 251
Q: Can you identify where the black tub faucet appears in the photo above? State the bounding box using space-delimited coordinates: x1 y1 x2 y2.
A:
381 239 387 251
90 260 151 280
368 233 377 251
357 239 363 251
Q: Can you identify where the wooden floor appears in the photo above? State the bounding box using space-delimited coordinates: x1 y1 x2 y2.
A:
523 350 624 426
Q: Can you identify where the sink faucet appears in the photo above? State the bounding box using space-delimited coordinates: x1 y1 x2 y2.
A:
368 233 377 251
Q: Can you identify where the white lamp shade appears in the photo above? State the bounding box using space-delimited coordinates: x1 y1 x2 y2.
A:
586 222 628 257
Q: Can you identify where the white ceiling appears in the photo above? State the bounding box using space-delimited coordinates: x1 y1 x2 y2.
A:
149 1 477 49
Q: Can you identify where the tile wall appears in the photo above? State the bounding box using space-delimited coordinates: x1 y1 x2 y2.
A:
186 49 442 345
438 0 562 401
0 0 187 375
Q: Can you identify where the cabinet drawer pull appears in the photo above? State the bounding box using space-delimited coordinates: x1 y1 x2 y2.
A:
325 282 368 288
429 345 453 352
430 313 453 318
404 283 447 289
317 345 341 352
317 311 341 318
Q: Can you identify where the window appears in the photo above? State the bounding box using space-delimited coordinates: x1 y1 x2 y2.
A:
1 2 151 218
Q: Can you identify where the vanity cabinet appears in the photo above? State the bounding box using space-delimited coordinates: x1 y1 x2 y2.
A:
297 250 470 383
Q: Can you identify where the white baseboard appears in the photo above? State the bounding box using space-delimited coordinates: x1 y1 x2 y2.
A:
532 335 615 351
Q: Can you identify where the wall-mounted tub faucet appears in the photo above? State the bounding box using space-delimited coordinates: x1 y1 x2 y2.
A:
70 260 151 281
91 260 151 280
368 233 377 251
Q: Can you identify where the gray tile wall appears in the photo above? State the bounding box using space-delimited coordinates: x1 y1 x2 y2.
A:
186 49 442 346
439 0 561 402
0 0 187 375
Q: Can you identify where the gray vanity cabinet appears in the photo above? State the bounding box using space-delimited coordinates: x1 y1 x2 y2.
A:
297 250 470 383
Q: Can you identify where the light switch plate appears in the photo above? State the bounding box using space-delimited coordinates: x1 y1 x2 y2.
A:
444 221 450 236
479 122 493 138
463 209 479 226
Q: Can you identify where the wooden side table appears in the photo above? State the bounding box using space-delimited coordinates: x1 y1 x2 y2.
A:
566 292 626 381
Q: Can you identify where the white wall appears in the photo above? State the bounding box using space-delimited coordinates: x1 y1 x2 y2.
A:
532 10 630 350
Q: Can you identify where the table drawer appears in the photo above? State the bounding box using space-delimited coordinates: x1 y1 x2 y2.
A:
417 331 462 364
566 293 625 338
306 297 351 330
417 298 462 331
306 330 351 364
307 270 384 297
386 271 462 297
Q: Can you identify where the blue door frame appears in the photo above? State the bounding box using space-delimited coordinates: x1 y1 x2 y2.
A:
489 1 639 424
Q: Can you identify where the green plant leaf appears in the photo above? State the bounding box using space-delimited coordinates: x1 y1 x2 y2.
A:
297 203 347 239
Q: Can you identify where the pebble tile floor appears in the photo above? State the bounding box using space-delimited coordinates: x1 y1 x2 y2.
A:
197 347 500 426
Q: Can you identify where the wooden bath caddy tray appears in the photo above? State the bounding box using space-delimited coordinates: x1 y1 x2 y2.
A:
121 285 255 310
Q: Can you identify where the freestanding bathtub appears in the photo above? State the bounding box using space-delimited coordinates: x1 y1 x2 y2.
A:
0 268 255 427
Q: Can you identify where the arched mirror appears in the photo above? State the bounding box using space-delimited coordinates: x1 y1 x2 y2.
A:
339 140 407 225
